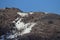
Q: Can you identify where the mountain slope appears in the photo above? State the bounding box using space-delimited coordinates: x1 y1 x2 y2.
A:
0 8 60 40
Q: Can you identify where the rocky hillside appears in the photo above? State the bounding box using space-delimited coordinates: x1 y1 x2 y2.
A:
0 8 60 40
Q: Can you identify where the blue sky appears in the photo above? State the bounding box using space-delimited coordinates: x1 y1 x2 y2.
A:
0 0 60 14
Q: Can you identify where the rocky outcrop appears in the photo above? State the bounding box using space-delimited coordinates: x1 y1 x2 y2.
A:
0 8 60 40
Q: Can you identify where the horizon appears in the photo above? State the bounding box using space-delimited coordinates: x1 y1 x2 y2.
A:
0 0 60 14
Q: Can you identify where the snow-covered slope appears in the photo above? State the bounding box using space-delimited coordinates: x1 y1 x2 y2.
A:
0 8 60 40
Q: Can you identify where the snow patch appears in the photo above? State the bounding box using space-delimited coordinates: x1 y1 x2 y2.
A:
0 33 19 40
0 35 5 40
7 35 15 39
17 12 28 17
20 23 36 35
45 12 48 14
13 18 19 23
15 18 25 30
0 12 36 40
13 17 36 35
29 12 34 14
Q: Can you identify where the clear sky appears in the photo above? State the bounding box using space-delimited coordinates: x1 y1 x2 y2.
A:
0 0 60 14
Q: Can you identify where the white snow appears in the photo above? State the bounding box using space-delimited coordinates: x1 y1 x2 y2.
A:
20 23 36 35
13 17 36 35
45 12 48 14
0 12 37 40
0 35 5 40
6 33 18 39
17 12 28 17
7 35 15 39
29 12 34 14
13 18 19 23
0 18 36 40
0 33 20 40
15 18 25 30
